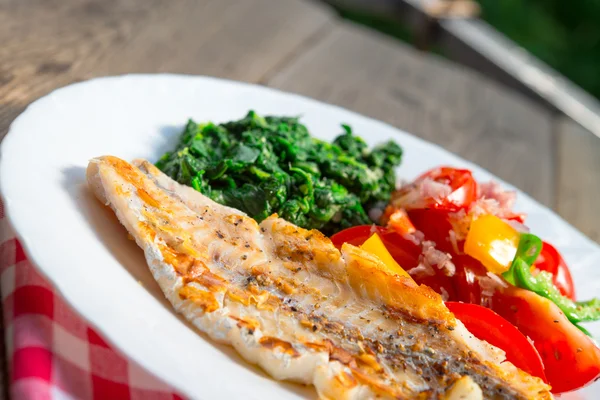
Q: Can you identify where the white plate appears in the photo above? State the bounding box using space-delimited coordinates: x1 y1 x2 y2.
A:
1 74 598 399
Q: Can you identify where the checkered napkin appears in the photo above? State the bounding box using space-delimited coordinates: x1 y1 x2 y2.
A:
0 199 184 400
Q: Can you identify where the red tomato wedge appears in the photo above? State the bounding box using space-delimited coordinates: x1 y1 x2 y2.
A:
445 301 547 382
534 242 576 300
416 167 478 211
330 225 378 248
406 209 455 254
491 287 600 393
450 254 488 304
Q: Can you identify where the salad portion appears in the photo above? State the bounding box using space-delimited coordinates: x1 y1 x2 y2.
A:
156 111 600 394
331 167 600 393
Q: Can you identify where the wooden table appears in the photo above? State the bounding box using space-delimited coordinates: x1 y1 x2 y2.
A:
0 0 598 397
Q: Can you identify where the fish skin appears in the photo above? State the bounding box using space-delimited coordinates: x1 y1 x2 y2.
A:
86 156 552 400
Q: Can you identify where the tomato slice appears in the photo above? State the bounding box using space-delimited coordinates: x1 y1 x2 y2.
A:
451 254 488 304
406 209 455 253
492 287 600 393
417 167 478 211
446 301 547 381
330 225 379 248
534 242 576 300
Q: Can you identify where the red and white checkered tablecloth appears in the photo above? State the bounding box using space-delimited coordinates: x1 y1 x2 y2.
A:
0 199 184 399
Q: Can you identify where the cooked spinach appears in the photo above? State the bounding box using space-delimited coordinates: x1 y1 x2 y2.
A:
156 111 402 235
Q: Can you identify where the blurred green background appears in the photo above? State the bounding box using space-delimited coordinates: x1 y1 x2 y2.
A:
336 0 600 100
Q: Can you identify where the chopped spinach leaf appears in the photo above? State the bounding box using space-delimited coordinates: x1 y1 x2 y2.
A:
156 111 402 235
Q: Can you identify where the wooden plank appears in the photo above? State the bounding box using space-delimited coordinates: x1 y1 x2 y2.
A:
555 117 600 243
0 0 334 141
267 22 555 206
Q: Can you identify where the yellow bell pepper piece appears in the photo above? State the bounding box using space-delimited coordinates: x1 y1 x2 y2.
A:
360 233 413 280
464 214 520 274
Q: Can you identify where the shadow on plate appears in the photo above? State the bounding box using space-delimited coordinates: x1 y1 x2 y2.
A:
61 165 315 398
145 124 184 161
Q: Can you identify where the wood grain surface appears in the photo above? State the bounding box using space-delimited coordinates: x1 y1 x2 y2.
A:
556 117 600 243
0 0 333 140
0 0 599 398
267 22 556 206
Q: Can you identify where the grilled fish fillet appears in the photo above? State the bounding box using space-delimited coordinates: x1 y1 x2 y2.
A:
87 156 551 400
